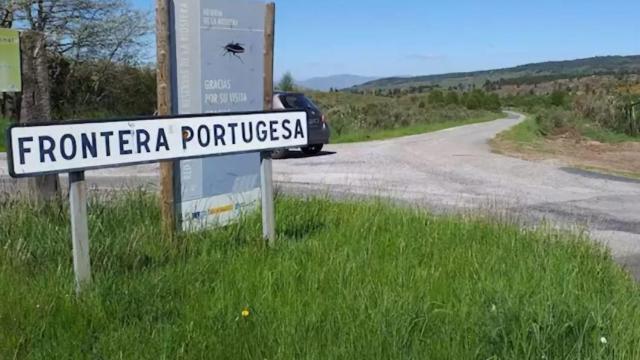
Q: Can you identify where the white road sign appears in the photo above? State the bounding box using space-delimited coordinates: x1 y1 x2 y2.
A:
7 110 308 177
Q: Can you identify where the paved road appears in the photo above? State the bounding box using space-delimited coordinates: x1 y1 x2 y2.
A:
273 112 640 278
2 112 640 277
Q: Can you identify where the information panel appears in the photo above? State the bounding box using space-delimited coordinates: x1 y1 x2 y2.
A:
171 0 267 230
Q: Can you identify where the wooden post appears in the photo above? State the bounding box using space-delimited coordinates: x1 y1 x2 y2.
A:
69 171 91 294
632 104 638 136
261 2 276 246
264 3 276 111
19 30 60 202
156 0 176 238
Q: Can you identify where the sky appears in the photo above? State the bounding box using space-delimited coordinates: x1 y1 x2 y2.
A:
134 0 640 80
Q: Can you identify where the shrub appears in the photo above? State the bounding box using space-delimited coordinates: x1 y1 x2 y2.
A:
534 109 579 136
308 91 497 139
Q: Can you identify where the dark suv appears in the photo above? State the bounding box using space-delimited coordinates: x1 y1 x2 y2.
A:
272 92 330 158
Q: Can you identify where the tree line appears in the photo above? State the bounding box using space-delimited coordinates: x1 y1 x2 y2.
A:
0 0 155 121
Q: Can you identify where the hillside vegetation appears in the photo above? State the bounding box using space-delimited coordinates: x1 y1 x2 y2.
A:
503 91 640 139
0 118 8 152
493 91 640 177
2 193 640 358
309 90 502 143
353 55 640 91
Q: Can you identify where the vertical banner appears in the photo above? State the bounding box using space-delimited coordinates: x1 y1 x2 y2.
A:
0 29 21 92
171 0 265 230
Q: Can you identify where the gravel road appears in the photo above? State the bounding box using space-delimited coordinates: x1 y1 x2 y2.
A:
2 112 640 277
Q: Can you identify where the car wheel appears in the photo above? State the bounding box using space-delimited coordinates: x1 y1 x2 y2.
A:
301 144 323 156
271 148 288 159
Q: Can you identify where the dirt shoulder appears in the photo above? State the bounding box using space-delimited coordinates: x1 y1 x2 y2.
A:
491 117 640 179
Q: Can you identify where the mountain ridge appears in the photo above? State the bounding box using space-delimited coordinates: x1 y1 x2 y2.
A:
352 55 640 90
298 74 378 91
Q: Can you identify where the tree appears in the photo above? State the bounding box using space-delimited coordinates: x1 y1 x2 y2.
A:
428 90 444 105
486 93 502 111
278 72 296 92
1 0 152 120
445 91 459 105
550 90 567 107
4 0 150 62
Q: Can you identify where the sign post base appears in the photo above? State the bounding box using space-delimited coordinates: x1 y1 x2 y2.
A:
69 171 91 294
260 151 276 246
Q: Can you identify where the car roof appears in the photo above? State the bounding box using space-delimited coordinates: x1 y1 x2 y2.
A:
274 91 306 97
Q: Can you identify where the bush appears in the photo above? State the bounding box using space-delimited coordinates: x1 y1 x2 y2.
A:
534 109 579 136
550 90 568 107
309 91 494 140
461 90 501 111
49 57 156 120
506 92 640 138
572 93 634 135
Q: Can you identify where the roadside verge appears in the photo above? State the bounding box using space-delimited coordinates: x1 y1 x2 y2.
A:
491 114 640 179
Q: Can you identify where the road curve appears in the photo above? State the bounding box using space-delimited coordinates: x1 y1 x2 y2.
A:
274 112 640 278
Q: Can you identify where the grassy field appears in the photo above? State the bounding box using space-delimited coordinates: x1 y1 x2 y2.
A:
332 112 502 143
2 193 640 358
309 92 502 144
0 117 9 152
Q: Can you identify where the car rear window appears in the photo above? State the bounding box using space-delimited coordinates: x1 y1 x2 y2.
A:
280 95 318 110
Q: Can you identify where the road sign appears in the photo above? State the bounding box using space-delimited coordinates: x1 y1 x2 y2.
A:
7 108 306 294
171 0 268 231
6 110 308 177
0 29 21 92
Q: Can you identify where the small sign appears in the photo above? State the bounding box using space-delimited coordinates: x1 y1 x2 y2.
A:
0 29 21 92
6 110 308 178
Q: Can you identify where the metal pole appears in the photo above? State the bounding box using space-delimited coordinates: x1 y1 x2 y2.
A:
69 171 91 294
260 152 276 245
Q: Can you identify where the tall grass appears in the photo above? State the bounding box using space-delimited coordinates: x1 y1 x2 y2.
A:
1 193 640 358
505 92 640 141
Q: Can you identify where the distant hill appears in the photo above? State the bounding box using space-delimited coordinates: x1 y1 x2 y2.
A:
352 55 640 91
298 74 378 91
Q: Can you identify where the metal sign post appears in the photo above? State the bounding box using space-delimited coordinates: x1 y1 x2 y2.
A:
68 171 91 293
260 152 275 244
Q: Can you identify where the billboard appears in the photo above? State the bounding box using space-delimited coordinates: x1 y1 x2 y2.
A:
171 0 266 230
0 29 21 92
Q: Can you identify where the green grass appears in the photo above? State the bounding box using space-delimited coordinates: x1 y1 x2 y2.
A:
2 193 640 358
491 114 545 151
581 126 640 143
333 112 503 143
497 114 541 143
494 113 640 148
0 117 9 152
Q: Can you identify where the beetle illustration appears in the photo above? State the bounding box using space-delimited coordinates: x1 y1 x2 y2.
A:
222 42 245 63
